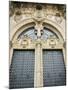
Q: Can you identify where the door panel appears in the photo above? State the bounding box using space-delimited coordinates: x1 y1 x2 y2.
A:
43 50 66 86
9 50 35 89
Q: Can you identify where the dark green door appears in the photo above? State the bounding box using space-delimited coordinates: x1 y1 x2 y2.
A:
43 50 66 86
9 50 35 89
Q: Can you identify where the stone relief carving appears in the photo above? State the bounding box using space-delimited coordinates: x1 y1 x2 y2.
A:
55 13 63 24
10 3 65 24
11 32 63 49
47 35 58 48
14 9 22 22
49 39 56 48
12 35 33 48
19 35 30 48
34 22 43 38
9 2 65 49
21 39 28 48
35 39 42 47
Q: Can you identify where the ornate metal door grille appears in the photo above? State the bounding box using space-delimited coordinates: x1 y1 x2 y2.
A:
9 49 35 89
43 50 66 86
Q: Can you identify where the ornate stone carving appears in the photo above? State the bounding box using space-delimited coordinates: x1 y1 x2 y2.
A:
20 35 29 48
9 2 66 29
34 22 43 38
14 9 22 22
13 35 32 48
49 39 56 48
35 39 42 46
55 13 62 23
33 7 45 22
10 2 65 19
47 35 57 48
21 39 28 48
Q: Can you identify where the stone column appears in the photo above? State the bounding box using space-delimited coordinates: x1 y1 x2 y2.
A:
34 39 43 87
34 22 43 87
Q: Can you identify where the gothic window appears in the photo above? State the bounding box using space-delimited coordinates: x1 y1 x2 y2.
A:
17 27 58 40
41 27 58 40
18 27 37 40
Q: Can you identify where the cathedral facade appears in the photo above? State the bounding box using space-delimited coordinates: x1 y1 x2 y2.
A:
9 1 66 89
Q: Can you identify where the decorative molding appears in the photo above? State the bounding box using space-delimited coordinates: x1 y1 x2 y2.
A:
47 35 58 48
9 2 65 49
9 2 66 19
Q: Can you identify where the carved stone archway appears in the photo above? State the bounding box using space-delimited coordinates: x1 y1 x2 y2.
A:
9 2 66 89
10 17 65 88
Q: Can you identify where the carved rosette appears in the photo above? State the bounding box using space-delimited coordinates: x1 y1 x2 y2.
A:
20 35 29 48
12 35 32 48
47 35 58 48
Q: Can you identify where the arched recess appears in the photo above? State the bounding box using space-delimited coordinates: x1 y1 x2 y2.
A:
10 18 65 64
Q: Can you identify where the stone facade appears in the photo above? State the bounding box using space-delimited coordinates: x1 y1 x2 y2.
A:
9 1 66 88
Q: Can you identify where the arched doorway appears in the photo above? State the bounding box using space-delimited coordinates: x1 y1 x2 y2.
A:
9 21 66 88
